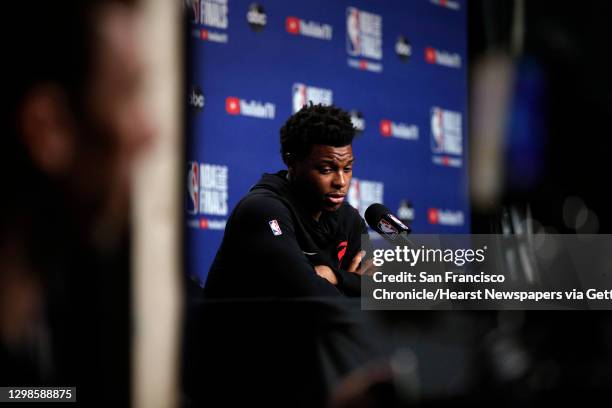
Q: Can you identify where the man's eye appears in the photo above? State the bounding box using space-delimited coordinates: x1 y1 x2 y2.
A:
344 167 352 172
319 168 332 174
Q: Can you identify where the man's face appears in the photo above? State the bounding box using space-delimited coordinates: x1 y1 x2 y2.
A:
291 144 354 213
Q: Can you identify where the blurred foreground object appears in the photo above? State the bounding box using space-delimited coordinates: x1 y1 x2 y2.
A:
132 0 182 407
0 0 166 406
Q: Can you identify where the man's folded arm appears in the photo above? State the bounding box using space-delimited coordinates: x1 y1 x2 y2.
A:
334 268 361 296
234 195 343 297
335 216 373 296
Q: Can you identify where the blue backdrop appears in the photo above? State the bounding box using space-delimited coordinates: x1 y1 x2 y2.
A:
186 0 469 285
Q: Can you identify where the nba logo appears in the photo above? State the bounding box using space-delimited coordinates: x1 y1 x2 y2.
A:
187 162 199 214
346 7 360 56
431 107 444 153
189 0 200 24
269 220 282 236
378 219 398 236
292 83 307 113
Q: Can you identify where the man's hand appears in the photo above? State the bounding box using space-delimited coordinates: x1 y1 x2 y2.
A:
314 250 375 285
314 265 338 285
347 250 376 276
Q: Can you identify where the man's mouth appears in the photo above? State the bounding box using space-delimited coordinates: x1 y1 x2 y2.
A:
325 193 346 205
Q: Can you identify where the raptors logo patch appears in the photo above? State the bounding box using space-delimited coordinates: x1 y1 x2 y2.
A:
337 241 348 263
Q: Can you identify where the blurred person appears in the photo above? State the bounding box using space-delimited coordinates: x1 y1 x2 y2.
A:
203 103 374 299
0 0 152 405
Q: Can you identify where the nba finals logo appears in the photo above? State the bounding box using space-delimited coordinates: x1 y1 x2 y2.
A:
187 161 199 214
346 7 382 60
292 83 333 113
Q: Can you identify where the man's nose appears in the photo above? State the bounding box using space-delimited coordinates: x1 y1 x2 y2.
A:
332 171 346 188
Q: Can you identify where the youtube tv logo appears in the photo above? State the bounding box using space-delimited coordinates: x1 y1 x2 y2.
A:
225 96 275 119
428 208 439 224
226 97 241 115
427 208 464 226
425 47 437 64
286 17 300 34
430 0 460 10
380 120 392 137
197 218 226 230
379 119 419 140
424 47 462 68
285 16 332 40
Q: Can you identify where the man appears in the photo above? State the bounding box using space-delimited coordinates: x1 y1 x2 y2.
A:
0 0 152 405
204 103 374 298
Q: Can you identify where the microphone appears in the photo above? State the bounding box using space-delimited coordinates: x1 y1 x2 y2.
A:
365 203 413 246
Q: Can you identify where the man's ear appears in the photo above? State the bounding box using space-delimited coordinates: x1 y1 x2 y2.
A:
17 84 77 177
284 152 295 173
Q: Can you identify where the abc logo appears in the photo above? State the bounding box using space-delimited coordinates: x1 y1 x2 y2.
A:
395 35 412 61
189 86 205 110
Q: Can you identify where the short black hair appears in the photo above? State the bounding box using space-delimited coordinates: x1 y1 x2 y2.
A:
280 103 356 165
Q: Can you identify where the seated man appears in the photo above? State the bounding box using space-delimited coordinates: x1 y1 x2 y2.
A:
203 103 374 298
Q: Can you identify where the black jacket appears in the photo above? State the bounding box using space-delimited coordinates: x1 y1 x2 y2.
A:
203 171 372 298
